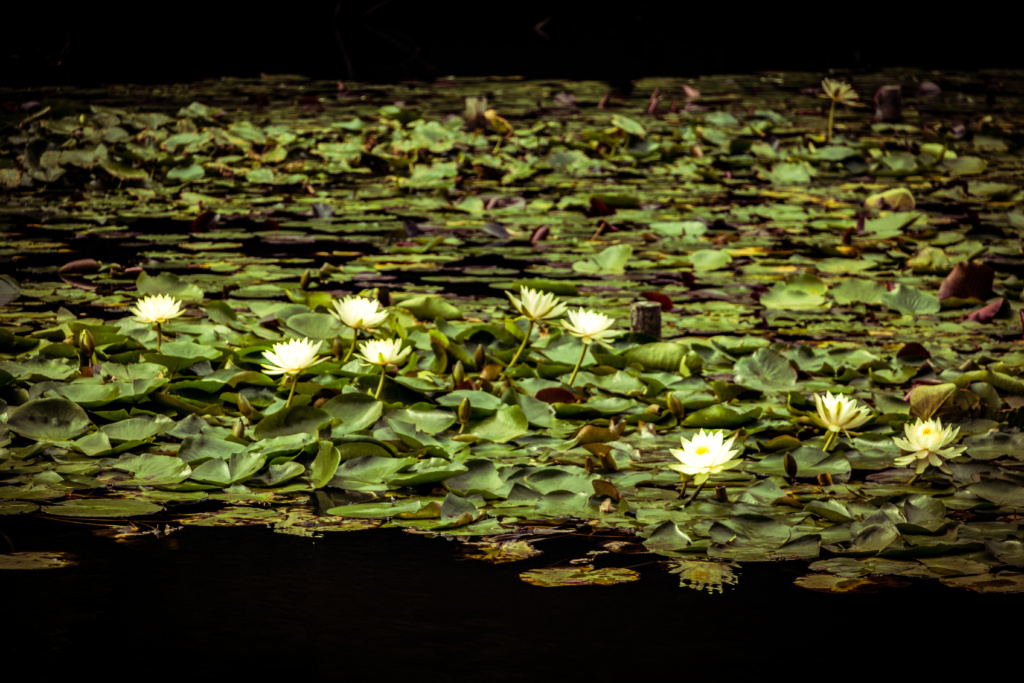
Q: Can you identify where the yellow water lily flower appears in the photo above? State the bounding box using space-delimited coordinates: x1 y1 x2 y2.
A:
506 286 567 323
130 294 185 324
357 338 411 367
893 417 965 475
261 338 326 377
813 391 872 433
358 338 411 399
668 429 743 485
819 78 859 106
562 308 616 345
331 296 389 332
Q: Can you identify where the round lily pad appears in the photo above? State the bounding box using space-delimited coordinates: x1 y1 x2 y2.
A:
42 498 164 518
6 398 91 441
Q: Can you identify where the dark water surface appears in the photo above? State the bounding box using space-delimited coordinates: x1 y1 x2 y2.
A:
4 516 1015 679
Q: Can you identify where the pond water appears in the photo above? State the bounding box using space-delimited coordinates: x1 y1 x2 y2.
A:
5 514 1014 678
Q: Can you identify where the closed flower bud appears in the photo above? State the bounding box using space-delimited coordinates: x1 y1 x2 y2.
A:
458 397 472 424
667 393 684 420
299 269 313 290
232 418 246 439
783 452 798 479
237 393 255 420
78 329 96 357
452 360 465 385
474 344 485 369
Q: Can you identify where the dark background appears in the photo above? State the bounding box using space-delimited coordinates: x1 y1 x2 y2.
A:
4 1 1020 87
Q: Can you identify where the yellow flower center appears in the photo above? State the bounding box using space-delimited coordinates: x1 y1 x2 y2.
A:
696 446 709 455
922 428 931 435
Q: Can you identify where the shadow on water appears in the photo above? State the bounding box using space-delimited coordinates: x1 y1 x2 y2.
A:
4 516 1016 679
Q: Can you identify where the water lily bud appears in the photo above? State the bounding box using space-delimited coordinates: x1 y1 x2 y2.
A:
471 344 483 370
458 397 471 425
452 360 465 385
783 452 798 479
232 418 246 439
667 392 685 420
78 329 96 357
331 336 345 360
237 393 255 420
299 269 313 291
817 472 833 486
715 485 728 502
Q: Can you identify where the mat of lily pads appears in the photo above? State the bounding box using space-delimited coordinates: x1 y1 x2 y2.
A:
1 69 1023 593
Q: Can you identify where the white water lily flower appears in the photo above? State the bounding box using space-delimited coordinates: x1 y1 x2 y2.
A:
331 296 389 332
357 338 411 367
893 417 965 474
813 392 872 434
506 286 567 323
562 308 615 345
130 294 185 324
819 78 859 106
668 429 743 484
261 338 326 376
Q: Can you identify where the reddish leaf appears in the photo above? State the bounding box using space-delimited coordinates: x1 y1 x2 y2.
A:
966 298 1005 323
535 387 578 404
530 225 550 244
59 259 100 275
585 198 616 217
938 262 995 301
682 85 701 99
896 343 931 359
640 291 674 311
190 210 219 232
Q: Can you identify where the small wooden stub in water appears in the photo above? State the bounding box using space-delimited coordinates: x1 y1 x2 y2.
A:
631 301 662 339
875 85 902 122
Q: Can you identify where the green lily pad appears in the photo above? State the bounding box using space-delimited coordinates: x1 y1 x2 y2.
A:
42 498 164 518
6 398 91 441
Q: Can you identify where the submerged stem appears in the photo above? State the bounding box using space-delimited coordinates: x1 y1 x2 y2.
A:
284 376 298 408
827 100 836 143
374 366 387 399
504 320 534 378
342 334 357 364
822 430 838 452
155 322 162 353
684 480 708 507
567 343 587 387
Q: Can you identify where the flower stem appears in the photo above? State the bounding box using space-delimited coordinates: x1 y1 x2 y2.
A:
155 322 162 353
908 472 921 486
827 100 836 144
503 320 534 378
822 430 837 452
567 343 587 387
684 480 707 507
374 366 387 399
284 376 297 408
342 334 357 364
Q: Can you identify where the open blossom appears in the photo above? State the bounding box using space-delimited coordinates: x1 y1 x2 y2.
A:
669 429 743 484
813 392 872 434
893 417 965 474
506 286 567 323
130 295 185 324
357 338 411 367
331 296 389 332
262 338 326 376
819 78 859 106
562 308 615 345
